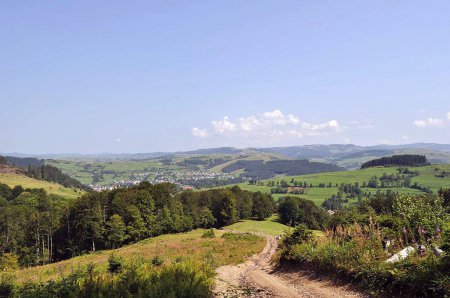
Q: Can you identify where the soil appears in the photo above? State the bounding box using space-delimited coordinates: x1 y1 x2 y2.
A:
214 236 365 298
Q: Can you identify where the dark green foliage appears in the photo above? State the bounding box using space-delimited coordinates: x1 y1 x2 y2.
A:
251 192 274 220
222 159 345 179
282 224 312 248
108 255 123 274
0 182 272 266
361 154 429 169
278 197 328 229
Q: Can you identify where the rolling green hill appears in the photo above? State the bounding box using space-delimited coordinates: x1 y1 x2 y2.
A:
47 151 344 187
0 173 84 200
216 164 450 206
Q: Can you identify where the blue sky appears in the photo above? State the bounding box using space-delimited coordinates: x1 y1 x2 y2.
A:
1 1 450 153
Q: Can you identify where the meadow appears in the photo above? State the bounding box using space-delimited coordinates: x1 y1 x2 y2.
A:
8 228 265 284
0 173 83 200
224 164 450 205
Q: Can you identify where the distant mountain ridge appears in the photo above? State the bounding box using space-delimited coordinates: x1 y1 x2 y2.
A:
3 143 450 170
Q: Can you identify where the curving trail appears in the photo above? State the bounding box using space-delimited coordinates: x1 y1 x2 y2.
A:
214 236 364 298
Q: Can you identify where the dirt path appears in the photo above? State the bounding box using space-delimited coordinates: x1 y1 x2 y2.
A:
214 236 364 297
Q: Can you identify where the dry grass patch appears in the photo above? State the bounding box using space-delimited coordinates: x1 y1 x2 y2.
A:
12 229 265 284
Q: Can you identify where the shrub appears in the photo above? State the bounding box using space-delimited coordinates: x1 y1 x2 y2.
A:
0 254 19 271
201 229 216 238
151 255 164 266
108 254 124 274
282 224 312 248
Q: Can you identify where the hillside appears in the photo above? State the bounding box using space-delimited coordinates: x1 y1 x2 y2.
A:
10 228 266 284
9 142 450 171
219 164 450 206
0 171 83 200
47 151 343 187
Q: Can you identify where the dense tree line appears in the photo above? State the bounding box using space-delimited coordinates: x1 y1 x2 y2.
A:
177 157 231 169
0 182 273 267
26 165 90 191
361 154 429 169
277 196 328 229
3 156 45 168
222 159 345 180
176 177 245 188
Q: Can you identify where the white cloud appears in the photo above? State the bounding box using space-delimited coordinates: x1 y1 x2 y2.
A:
239 116 263 131
262 109 299 125
211 116 236 133
447 112 450 120
301 120 340 132
192 127 208 138
115 138 122 143
413 117 445 128
193 109 344 140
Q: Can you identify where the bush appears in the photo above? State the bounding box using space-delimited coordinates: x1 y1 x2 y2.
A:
108 254 124 274
201 229 216 238
151 255 164 266
0 254 19 271
282 224 313 248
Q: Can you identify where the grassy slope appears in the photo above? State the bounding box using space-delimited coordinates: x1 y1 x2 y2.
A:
12 229 265 284
220 165 450 205
0 173 83 200
225 215 290 236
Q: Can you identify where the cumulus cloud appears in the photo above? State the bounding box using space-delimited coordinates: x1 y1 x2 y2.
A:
413 117 445 128
192 127 208 138
192 109 342 140
211 116 236 133
413 112 450 128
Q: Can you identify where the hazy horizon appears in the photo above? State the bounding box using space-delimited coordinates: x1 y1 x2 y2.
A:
4 142 450 157
2 1 450 154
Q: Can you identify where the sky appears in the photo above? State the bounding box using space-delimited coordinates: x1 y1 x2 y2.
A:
1 0 450 154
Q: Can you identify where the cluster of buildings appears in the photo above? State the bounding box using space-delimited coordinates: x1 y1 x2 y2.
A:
90 169 235 192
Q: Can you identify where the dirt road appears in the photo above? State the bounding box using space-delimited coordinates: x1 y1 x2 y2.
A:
214 236 364 297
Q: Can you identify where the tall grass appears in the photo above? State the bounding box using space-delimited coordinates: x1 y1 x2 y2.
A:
280 223 450 296
1 259 213 298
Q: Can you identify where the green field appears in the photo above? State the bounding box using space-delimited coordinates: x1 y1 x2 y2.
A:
219 165 450 206
0 173 84 200
9 228 265 284
225 215 290 236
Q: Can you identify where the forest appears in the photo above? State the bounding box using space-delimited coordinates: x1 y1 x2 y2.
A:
222 159 344 179
0 182 273 268
0 156 88 191
360 154 429 169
